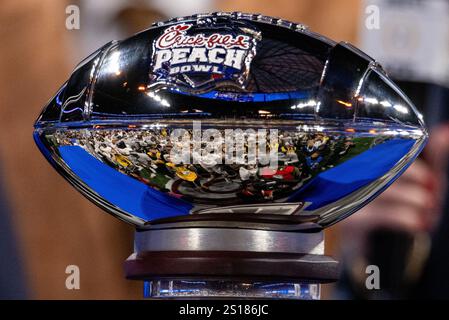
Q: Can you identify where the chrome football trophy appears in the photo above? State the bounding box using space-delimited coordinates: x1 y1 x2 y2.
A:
34 12 427 299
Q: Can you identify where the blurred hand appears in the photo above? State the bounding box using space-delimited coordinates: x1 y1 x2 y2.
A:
341 124 449 249
342 159 438 236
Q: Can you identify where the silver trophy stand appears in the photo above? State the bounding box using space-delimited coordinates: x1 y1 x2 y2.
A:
124 219 339 299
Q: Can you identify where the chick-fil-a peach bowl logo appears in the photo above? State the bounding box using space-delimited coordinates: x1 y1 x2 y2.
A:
155 24 250 50
152 23 254 75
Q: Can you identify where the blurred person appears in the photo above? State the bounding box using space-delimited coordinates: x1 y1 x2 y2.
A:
338 124 445 299
335 0 449 299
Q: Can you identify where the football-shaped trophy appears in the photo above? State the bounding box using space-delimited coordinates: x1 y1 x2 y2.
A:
34 13 427 299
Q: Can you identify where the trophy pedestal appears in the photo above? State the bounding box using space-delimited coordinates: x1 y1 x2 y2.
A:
124 226 339 299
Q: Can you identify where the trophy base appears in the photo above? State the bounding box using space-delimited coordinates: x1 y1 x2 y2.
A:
124 227 339 299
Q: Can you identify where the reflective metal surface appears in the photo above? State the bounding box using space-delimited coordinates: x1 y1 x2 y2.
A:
34 12 427 228
134 228 324 254
145 280 320 299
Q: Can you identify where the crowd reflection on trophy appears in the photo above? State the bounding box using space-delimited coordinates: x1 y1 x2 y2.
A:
44 122 423 212
47 127 361 204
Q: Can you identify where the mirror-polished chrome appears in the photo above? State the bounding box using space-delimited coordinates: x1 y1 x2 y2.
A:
34 12 427 228
134 228 324 254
